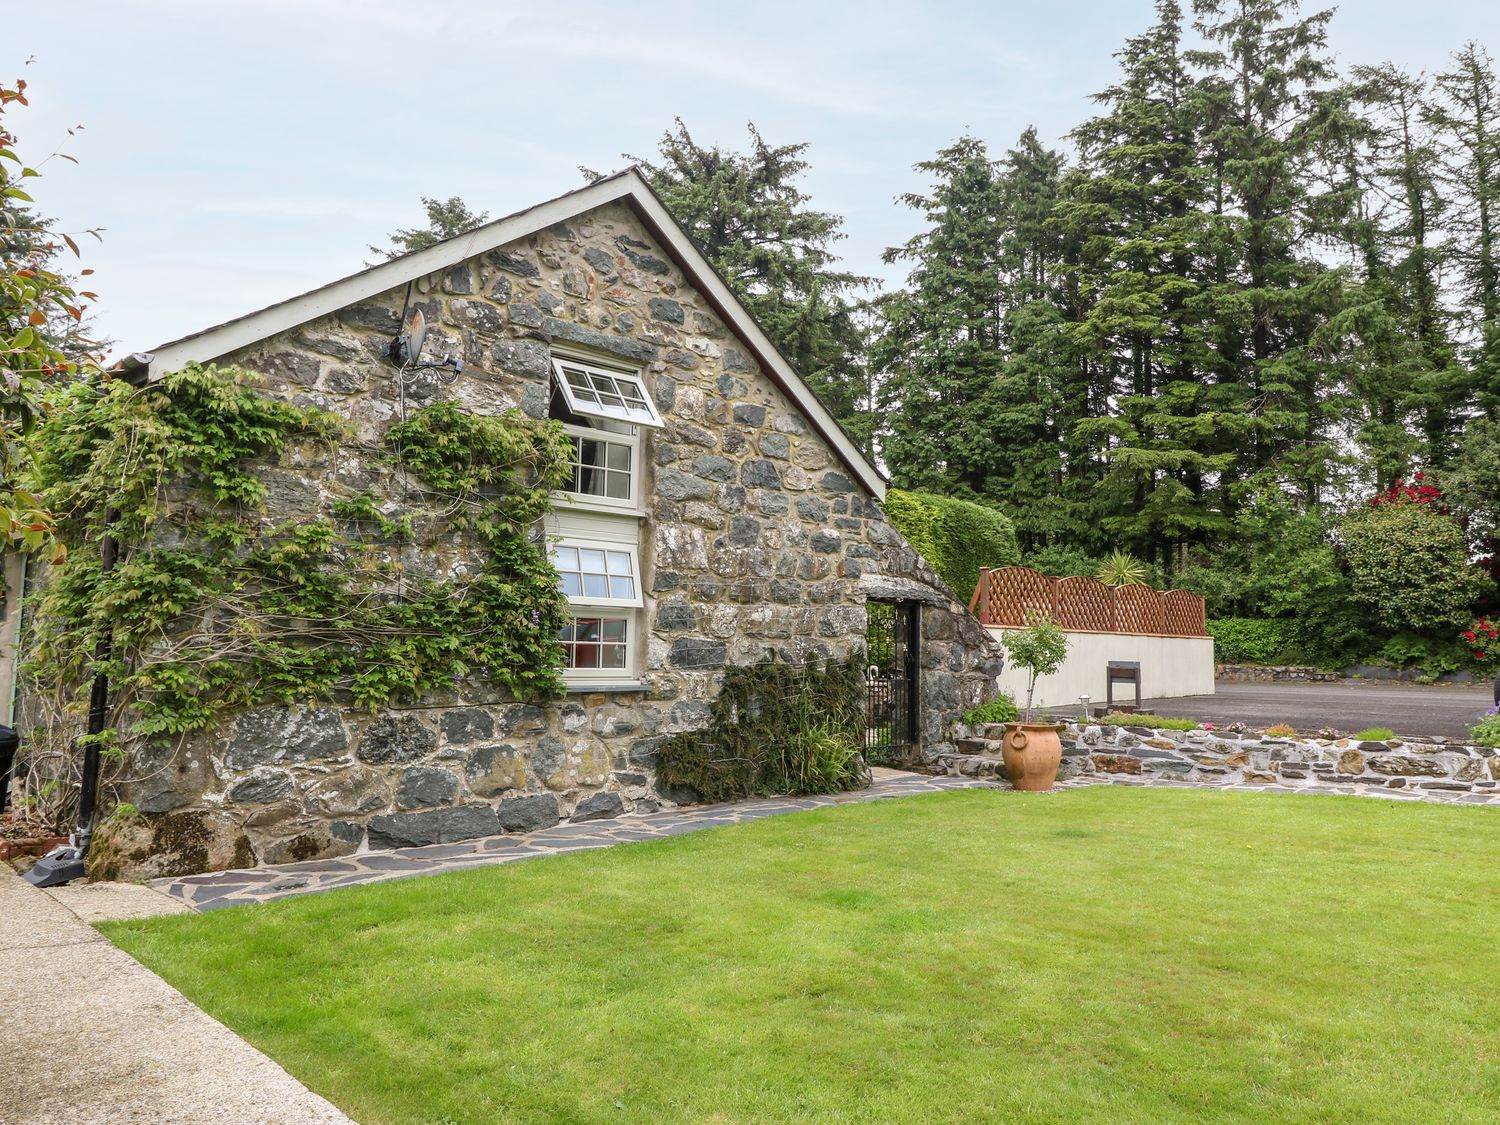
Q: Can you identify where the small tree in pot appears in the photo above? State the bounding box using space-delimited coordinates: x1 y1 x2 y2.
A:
998 615 1069 790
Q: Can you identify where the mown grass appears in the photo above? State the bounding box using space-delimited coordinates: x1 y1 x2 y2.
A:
104 788 1500 1123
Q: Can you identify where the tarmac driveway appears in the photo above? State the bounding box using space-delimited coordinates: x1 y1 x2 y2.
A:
1052 680 1495 740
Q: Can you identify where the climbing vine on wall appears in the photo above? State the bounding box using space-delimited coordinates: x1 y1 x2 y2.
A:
27 363 574 747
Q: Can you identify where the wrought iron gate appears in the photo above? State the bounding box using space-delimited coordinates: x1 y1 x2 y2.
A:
864 600 919 765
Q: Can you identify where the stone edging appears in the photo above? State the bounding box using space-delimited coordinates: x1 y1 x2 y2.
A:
942 722 1500 795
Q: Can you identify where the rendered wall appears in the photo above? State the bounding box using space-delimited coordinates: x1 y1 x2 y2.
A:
988 627 1215 711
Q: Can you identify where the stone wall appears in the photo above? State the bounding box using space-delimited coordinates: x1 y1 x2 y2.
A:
938 721 1500 796
101 200 1003 877
1215 664 1343 683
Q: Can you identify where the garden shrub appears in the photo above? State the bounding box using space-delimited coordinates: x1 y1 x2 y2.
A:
1469 708 1500 747
1370 634 1465 678
883 489 1020 601
1352 727 1396 741
1264 723 1297 737
961 694 1018 725
1207 618 1298 664
1341 500 1481 635
654 656 869 802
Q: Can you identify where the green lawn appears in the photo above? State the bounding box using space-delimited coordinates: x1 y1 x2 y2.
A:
105 788 1500 1123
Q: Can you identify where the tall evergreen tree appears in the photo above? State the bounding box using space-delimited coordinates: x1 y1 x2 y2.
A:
1188 0 1352 506
1427 44 1500 415
1338 62 1458 480
873 137 1006 496
368 196 490 262
1057 0 1235 573
597 121 873 452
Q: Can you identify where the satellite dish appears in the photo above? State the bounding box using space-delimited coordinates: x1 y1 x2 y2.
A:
405 307 428 364
388 306 428 367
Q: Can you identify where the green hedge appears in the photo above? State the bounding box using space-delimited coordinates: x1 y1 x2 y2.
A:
1206 618 1298 664
883 489 1021 601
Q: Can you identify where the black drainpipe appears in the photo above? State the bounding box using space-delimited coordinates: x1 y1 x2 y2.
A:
24 508 119 886
74 509 120 853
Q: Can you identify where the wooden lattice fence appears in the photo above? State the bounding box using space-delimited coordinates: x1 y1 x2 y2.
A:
969 566 1207 637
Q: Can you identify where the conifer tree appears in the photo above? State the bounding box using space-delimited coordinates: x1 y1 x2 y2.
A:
369 196 490 262
1188 0 1352 505
1058 0 1233 573
1427 44 1500 414
874 137 1006 495
597 121 873 451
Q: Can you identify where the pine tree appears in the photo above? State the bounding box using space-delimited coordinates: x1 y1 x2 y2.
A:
1183 0 1359 510
874 137 1006 495
1427 44 1500 415
1056 0 1233 574
368 196 490 262
598 121 873 451
1338 62 1458 479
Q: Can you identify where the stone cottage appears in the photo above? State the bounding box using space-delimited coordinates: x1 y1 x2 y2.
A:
83 169 1003 875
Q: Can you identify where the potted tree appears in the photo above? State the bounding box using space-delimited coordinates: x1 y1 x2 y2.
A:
998 615 1070 791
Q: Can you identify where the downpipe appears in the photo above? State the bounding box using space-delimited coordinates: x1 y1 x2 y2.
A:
25 512 118 887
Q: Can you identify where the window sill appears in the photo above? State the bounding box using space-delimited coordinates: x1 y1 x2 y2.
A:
564 681 649 695
550 496 646 519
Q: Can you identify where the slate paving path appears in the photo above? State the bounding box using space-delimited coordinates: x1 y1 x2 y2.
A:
156 770 998 911
155 765 1500 912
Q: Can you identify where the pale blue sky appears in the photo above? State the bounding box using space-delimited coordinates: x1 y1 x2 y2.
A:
14 0 1500 354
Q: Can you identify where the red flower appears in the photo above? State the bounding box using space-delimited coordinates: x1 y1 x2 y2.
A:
1466 631 1477 642
1476 650 1487 660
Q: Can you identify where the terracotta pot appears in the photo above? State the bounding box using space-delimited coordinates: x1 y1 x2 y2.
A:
1001 723 1063 792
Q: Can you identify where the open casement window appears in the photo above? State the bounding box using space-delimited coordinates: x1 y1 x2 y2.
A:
550 529 644 685
551 357 664 428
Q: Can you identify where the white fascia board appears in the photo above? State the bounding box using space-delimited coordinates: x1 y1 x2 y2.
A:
135 167 886 499
141 176 643 378
623 189 887 500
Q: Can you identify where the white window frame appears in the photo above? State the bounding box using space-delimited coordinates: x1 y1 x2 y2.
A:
550 538 644 610
558 610 637 682
555 422 641 513
549 519 644 685
551 356 664 429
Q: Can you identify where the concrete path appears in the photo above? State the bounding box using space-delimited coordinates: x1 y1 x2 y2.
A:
156 769 993 911
0 865 352 1125
1050 680 1495 739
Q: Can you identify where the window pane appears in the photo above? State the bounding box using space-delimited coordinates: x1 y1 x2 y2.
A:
583 573 609 598
608 576 635 600
559 573 582 597
606 551 632 574
552 546 578 571
559 615 630 671
606 444 631 471
605 472 630 499
579 548 607 573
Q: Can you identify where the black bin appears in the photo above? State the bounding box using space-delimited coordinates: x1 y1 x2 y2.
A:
0 724 18 815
